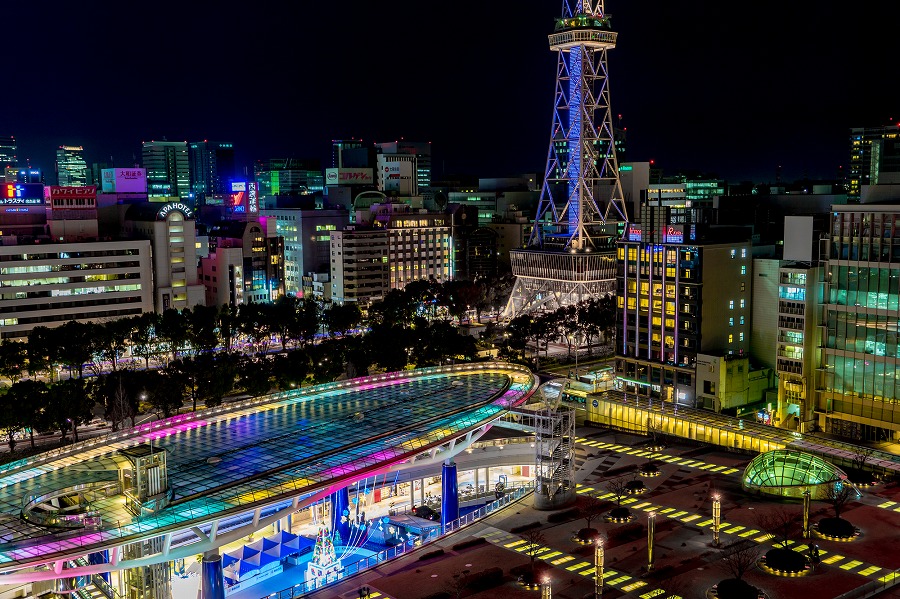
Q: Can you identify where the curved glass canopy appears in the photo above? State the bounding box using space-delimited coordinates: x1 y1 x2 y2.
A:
742 449 850 499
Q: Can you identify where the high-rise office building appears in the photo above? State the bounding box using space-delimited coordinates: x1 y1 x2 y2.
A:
819 205 900 441
142 140 190 200
375 141 432 191
848 124 900 199
189 141 236 202
615 206 751 405
255 159 323 196
55 145 87 186
0 136 16 179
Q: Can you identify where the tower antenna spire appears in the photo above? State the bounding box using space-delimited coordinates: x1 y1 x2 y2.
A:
503 0 627 319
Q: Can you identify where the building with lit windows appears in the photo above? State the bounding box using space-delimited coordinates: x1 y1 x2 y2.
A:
142 140 191 200
330 228 389 306
254 159 323 196
189 141 235 202
848 124 900 200
375 140 432 191
0 136 17 178
0 239 153 340
123 201 205 312
55 145 87 186
259 209 347 296
819 204 900 441
615 205 752 406
361 203 452 289
204 220 285 304
774 262 822 432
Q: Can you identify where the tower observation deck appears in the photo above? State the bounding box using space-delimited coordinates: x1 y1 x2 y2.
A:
504 1 628 319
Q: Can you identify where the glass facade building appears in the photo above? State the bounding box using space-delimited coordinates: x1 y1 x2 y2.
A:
55 145 87 186
820 206 900 440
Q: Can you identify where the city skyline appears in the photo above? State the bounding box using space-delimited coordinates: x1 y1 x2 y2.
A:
2 1 897 184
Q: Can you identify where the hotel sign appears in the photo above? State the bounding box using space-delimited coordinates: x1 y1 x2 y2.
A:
157 202 194 220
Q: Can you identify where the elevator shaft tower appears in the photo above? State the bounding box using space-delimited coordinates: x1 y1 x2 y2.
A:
504 0 627 319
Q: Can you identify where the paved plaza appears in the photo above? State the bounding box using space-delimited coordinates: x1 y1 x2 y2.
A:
309 426 900 599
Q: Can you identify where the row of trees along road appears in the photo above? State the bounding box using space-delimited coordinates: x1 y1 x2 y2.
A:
0 276 517 449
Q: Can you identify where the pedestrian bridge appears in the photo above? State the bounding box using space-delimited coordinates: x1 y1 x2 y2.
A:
0 362 538 584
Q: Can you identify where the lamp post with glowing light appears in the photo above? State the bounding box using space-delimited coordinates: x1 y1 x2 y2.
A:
713 495 721 547
541 577 552 599
803 488 811 538
647 512 656 572
594 538 604 598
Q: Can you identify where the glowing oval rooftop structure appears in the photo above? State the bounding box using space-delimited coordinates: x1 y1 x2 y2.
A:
742 449 850 499
0 362 538 583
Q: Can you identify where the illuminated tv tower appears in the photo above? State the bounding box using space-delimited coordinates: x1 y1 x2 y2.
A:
504 0 627 318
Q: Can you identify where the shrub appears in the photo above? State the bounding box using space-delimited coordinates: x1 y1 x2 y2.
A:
510 521 541 534
418 548 445 561
547 507 581 523
452 537 487 551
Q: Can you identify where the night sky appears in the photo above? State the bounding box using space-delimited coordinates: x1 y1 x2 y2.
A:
4 1 898 185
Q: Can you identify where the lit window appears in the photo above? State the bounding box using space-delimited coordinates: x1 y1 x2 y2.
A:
729 317 734 326
728 334 733 343
739 316 745 325
739 332 745 341
741 265 747 275
729 300 734 310
740 299 745 308
730 249 736 259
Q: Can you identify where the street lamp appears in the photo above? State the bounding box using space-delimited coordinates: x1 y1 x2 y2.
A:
647 512 656 571
594 538 604 598
713 495 721 547
803 488 811 538
541 577 552 599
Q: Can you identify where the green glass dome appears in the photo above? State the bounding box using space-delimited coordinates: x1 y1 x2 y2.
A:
742 449 850 499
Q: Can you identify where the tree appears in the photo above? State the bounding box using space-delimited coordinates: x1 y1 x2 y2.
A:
55 321 94 379
577 493 605 540
91 318 132 374
520 528 547 583
850 447 874 472
90 372 138 432
26 325 57 380
269 294 300 351
718 539 760 581
216 304 240 353
826 481 858 519
46 378 93 442
323 302 362 338
237 355 273 397
295 298 321 348
755 506 801 548
272 349 311 390
4 379 50 450
185 304 221 355
156 308 189 363
141 368 184 418
0 339 27 384
606 475 630 507
130 312 160 368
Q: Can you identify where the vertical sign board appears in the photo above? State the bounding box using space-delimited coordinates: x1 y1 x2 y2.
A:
248 182 258 213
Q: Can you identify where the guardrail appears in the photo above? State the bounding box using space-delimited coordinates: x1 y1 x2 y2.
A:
259 482 535 599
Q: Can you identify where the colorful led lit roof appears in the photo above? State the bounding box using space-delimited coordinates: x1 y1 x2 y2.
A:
0 362 537 578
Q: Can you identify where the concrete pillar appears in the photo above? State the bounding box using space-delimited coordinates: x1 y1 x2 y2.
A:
330 487 351 544
474 468 480 496
200 552 225 599
88 550 110 584
441 461 459 532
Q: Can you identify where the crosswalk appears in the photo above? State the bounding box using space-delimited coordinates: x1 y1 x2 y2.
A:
574 437 742 476
573 484 899 586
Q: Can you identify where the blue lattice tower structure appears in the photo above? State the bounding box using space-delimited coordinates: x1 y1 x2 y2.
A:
504 0 628 319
